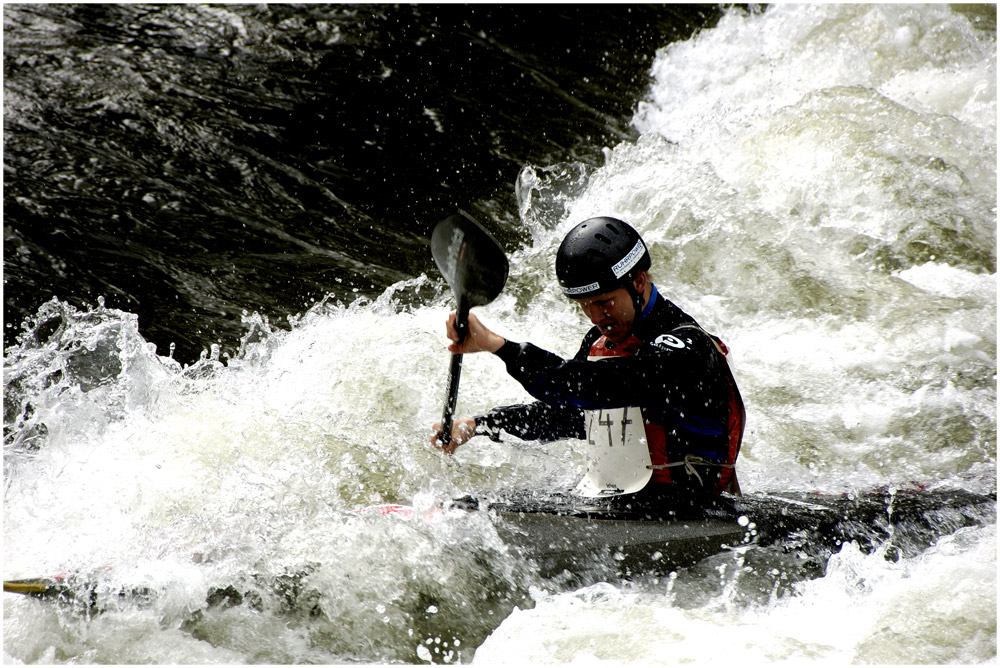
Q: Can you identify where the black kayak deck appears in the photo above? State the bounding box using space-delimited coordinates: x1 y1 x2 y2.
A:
451 491 749 578
490 509 749 578
451 485 996 579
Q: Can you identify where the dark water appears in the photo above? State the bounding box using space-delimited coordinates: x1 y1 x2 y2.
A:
4 3 724 363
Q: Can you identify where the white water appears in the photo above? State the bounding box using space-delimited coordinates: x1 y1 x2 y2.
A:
4 4 996 664
476 523 996 665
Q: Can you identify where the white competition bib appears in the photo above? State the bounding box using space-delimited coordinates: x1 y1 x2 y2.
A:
574 405 653 498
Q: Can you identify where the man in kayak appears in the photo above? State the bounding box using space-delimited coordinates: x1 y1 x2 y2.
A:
431 216 745 513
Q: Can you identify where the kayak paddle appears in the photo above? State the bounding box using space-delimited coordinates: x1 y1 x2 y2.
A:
430 211 509 445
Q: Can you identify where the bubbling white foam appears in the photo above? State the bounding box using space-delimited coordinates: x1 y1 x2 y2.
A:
474 523 996 665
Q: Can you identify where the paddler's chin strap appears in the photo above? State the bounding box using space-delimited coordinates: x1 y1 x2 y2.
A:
628 279 657 327
605 280 656 351
625 274 647 322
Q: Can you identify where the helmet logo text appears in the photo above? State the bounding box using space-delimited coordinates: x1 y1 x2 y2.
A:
611 240 646 279
564 281 601 296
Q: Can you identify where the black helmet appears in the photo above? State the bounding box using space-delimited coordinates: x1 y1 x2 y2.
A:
556 217 651 299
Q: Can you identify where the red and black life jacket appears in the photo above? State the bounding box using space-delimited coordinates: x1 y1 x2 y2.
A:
588 328 745 495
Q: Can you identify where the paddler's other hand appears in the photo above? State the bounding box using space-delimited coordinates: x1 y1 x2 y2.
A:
445 311 505 354
430 417 476 455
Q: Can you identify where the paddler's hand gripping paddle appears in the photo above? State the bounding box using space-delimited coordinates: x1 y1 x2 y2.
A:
430 211 509 446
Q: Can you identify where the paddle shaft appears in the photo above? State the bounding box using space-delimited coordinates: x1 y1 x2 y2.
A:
439 298 470 445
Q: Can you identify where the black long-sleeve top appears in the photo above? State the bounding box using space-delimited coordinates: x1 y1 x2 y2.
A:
474 287 738 465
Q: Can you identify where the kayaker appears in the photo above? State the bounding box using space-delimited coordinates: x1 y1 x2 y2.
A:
430 216 745 513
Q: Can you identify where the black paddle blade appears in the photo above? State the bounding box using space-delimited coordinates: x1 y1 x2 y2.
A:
431 211 509 308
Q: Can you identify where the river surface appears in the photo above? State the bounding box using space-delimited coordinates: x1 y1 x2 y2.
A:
3 4 996 665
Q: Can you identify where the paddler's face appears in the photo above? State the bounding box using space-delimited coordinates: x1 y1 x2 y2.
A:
574 287 636 344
